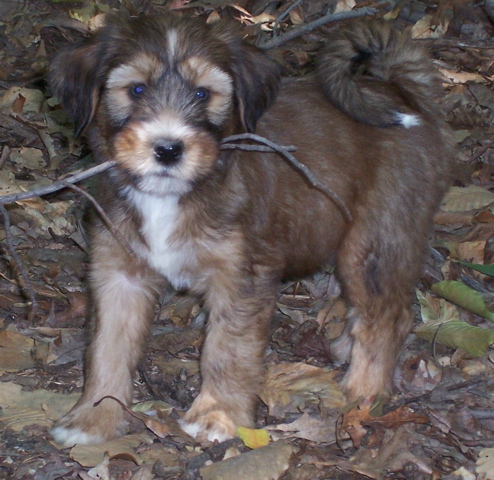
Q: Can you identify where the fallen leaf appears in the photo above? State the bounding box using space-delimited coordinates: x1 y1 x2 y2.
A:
0 87 45 113
431 280 494 322
441 185 494 212
268 412 341 443
79 453 111 480
0 330 36 373
459 261 494 277
416 289 494 356
237 426 270 449
260 363 345 418
69 433 154 467
200 440 292 480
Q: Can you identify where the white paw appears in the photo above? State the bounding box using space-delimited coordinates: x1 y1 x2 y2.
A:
178 419 233 443
51 426 107 447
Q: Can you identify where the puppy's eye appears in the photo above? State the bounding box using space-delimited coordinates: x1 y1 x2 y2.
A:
130 84 146 97
195 87 209 101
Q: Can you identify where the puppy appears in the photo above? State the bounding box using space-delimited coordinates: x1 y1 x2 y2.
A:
49 14 452 445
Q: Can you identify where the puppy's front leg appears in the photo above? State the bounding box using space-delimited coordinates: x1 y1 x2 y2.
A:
182 269 275 442
51 232 158 446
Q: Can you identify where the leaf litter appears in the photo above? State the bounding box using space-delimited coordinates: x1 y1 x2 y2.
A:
1 0 494 479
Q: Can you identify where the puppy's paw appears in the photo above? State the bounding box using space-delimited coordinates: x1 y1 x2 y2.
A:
180 409 237 443
51 400 127 446
180 391 245 442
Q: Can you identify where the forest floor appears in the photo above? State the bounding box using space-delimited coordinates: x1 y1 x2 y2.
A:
1 0 494 479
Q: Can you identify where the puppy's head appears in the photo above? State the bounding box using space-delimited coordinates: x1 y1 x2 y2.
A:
49 14 280 196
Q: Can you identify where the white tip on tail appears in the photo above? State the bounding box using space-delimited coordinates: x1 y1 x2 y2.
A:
396 113 422 128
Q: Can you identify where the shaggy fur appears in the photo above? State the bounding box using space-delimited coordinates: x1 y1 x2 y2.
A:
48 14 452 446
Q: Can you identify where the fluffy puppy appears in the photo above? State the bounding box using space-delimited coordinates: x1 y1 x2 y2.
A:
49 14 452 445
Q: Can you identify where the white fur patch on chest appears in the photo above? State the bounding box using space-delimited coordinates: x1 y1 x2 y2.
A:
126 188 197 289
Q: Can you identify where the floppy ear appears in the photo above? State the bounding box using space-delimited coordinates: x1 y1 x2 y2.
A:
49 38 106 138
231 44 281 132
212 23 281 133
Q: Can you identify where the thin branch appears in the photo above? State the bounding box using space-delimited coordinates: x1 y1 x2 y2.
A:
0 205 39 320
0 134 352 222
259 6 377 49
0 160 117 205
225 134 353 222
61 182 137 259
220 143 296 152
0 145 11 170
273 0 304 37
0 138 294 206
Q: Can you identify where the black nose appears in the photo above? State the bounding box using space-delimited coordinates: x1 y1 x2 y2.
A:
153 139 184 165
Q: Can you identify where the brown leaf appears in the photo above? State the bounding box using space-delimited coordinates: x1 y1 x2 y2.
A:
11 94 26 114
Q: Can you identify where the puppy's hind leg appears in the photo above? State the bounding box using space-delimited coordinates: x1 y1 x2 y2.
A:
335 213 426 401
51 231 158 446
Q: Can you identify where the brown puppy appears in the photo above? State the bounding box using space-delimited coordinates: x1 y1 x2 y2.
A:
49 14 452 445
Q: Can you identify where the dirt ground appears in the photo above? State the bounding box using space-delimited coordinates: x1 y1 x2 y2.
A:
1 0 494 479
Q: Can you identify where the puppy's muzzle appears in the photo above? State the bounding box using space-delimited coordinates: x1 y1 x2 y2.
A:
154 139 184 166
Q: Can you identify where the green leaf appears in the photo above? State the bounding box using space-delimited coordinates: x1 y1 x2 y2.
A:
416 289 494 356
458 261 494 278
416 290 459 324
415 319 494 357
431 280 494 322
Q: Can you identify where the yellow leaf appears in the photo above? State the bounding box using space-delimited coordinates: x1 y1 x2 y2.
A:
237 426 270 449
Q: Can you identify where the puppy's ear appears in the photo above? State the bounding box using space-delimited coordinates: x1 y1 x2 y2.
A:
212 23 281 132
49 38 106 138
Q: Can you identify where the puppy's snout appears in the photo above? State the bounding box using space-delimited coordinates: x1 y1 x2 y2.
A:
153 139 184 165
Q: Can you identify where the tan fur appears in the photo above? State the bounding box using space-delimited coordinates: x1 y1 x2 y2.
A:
49 14 452 445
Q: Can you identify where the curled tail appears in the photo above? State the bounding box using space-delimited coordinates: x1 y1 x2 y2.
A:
317 20 442 127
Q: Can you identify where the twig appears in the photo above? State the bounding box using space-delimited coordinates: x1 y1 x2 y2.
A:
273 0 304 37
0 138 295 205
225 133 353 222
259 6 377 49
0 134 351 220
220 143 296 152
0 160 117 205
61 182 137 259
0 145 11 169
0 205 39 320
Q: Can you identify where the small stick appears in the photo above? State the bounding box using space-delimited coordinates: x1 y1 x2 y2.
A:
61 182 137 259
220 143 297 152
0 135 352 219
0 138 294 206
0 160 117 205
0 145 11 170
0 205 39 320
259 6 377 49
225 133 353 222
273 0 304 37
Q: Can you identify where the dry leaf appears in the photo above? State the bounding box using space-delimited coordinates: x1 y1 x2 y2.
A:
0 330 36 373
334 0 356 13
0 87 45 113
438 67 489 85
237 426 270 449
200 440 292 480
79 453 112 480
260 363 345 417
69 433 154 467
441 185 494 212
268 412 341 443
